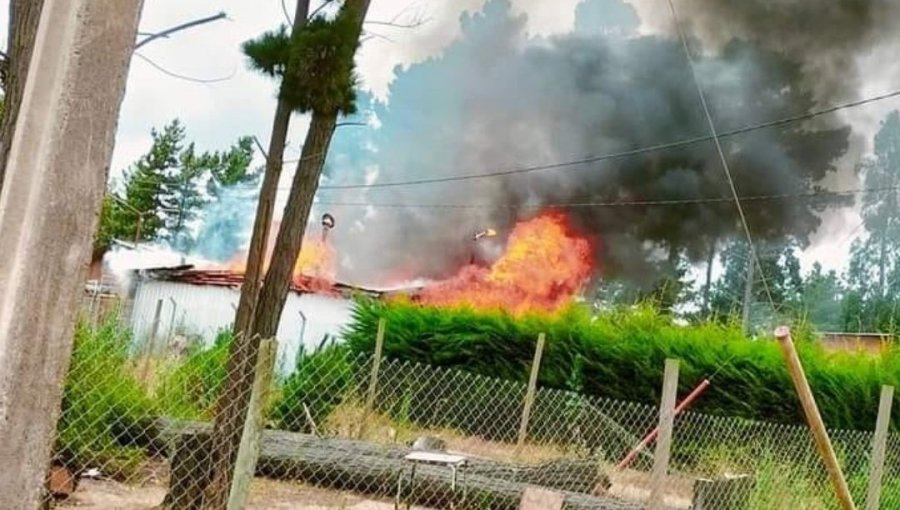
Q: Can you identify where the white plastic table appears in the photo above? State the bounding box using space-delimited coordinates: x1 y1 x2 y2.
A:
395 451 468 509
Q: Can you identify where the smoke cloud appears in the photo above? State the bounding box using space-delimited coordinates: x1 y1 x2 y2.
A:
315 0 891 287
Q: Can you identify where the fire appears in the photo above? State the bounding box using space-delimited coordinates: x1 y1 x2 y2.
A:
418 211 593 314
224 223 335 286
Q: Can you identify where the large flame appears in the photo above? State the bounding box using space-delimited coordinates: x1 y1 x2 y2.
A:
224 223 335 286
418 211 593 314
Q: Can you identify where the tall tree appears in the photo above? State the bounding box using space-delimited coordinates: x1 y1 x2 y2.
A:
203 1 371 507
799 262 844 331
838 112 900 332
708 238 803 326
93 120 254 254
850 111 900 297
231 0 311 340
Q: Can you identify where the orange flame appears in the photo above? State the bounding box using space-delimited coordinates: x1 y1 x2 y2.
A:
418 211 593 314
223 223 335 286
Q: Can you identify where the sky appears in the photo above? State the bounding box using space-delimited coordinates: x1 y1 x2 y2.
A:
4 0 900 279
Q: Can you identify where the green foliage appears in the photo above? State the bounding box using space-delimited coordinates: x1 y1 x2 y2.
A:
346 299 900 430
270 342 354 432
56 318 153 478
156 330 232 419
243 5 361 115
96 120 256 253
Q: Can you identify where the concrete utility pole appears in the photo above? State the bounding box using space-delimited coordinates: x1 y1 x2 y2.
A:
0 0 142 507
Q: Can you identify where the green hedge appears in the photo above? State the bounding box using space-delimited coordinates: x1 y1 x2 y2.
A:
344 299 900 431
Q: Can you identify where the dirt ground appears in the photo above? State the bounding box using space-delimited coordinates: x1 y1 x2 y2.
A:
54 478 421 510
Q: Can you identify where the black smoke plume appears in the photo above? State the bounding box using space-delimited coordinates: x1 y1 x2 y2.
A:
319 0 889 287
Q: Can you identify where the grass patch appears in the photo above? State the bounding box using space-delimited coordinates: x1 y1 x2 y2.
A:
56 318 153 479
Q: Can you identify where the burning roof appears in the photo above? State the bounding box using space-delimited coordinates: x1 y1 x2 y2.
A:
134 265 388 300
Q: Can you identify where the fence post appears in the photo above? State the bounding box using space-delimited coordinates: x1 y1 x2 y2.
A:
517 333 546 453
866 385 894 510
227 337 277 510
648 358 679 510
359 318 386 438
139 298 165 386
776 326 857 510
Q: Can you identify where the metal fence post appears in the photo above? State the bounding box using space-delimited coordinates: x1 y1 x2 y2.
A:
517 333 546 452
139 298 164 386
228 337 277 510
360 318 386 438
866 385 894 510
648 358 679 510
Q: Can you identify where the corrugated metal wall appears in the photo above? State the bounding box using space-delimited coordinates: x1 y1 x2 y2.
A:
129 280 353 372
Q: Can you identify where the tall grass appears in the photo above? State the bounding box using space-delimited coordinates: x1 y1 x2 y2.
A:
345 299 900 430
156 329 232 419
56 318 153 478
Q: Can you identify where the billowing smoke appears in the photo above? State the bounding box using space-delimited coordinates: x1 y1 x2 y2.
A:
316 0 891 287
192 182 260 262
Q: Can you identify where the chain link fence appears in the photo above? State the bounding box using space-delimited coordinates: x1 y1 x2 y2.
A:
45 310 900 509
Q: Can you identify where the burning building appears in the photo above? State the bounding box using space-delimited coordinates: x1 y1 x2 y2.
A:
125 265 398 372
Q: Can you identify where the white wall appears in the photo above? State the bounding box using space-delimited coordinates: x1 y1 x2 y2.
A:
130 280 354 373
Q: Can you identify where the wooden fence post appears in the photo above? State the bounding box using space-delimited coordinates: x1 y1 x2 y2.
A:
517 333 546 453
648 358 679 510
359 318 386 438
866 385 894 510
139 298 165 386
227 337 277 510
776 326 857 510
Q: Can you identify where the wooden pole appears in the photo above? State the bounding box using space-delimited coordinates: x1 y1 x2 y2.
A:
648 359 679 510
517 333 546 452
775 326 857 510
866 385 894 510
228 337 277 510
359 318 386 438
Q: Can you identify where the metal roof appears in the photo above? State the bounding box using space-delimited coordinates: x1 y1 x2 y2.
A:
133 265 387 299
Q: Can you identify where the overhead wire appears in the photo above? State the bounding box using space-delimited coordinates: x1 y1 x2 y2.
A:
315 89 900 191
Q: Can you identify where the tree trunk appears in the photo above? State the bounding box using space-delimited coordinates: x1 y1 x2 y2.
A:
202 2 369 507
879 237 886 298
0 0 45 194
703 238 716 315
232 0 310 339
161 421 619 510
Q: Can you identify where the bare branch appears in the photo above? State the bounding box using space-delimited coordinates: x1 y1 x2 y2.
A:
336 121 367 128
281 0 294 25
136 12 228 49
134 52 235 84
253 136 270 161
364 18 430 29
361 29 397 44
307 0 334 20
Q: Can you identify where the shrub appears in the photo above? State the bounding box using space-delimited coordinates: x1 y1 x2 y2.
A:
345 299 900 430
56 318 153 478
156 329 232 419
270 341 354 432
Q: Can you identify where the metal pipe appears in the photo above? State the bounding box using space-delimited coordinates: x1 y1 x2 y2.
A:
615 378 711 471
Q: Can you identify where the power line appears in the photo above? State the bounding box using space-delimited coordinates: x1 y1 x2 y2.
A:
118 179 900 209
312 185 900 210
134 52 235 84
316 89 900 191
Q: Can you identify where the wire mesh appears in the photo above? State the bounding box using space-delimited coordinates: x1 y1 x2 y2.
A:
44 311 900 509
